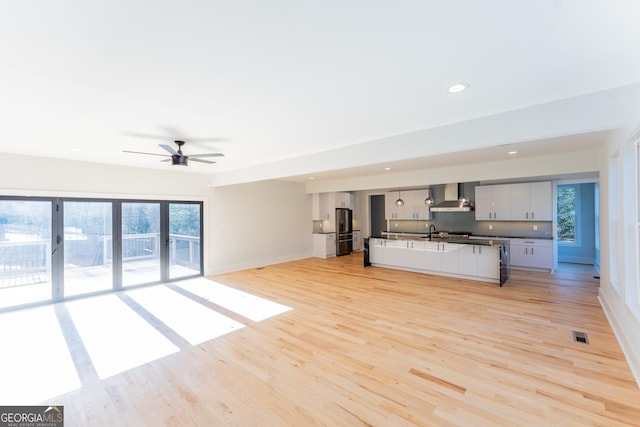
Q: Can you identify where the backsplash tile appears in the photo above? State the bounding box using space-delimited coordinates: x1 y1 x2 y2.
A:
386 215 553 238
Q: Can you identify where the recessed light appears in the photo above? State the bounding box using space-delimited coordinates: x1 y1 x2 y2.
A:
447 82 470 93
309 176 315 180
508 151 518 155
385 167 391 171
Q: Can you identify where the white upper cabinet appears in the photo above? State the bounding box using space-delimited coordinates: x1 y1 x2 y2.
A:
475 184 510 221
312 193 333 221
510 182 552 221
528 182 553 221
312 192 353 227
385 191 402 219
476 182 551 221
385 190 432 220
334 192 351 209
509 183 530 221
409 190 432 220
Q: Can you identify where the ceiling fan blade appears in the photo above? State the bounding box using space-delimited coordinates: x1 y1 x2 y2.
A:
188 153 225 158
123 150 170 157
159 144 178 155
190 158 216 164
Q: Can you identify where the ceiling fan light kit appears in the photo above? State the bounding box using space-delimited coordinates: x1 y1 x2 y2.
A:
172 154 188 166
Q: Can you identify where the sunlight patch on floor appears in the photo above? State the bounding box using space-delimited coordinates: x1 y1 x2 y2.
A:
0 306 81 404
175 277 292 322
66 294 179 379
127 285 245 345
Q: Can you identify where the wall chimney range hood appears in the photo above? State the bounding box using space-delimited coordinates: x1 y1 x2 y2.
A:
429 183 473 212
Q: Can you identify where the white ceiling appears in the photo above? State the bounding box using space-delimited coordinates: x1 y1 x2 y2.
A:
1 1 639 185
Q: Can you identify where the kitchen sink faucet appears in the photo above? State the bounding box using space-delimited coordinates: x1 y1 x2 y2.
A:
428 224 436 241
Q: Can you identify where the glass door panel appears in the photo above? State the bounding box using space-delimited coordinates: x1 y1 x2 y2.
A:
169 203 202 280
0 200 52 308
63 201 113 297
122 202 161 286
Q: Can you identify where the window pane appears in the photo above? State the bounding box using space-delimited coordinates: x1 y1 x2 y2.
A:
64 201 113 297
557 186 576 242
169 203 201 280
0 200 52 308
122 203 161 287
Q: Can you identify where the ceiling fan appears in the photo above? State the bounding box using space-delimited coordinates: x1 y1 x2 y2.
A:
124 140 224 166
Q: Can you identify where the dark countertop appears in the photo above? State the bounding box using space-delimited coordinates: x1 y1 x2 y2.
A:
312 232 336 235
472 234 554 240
444 238 510 246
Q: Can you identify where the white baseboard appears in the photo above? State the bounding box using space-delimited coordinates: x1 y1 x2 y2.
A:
599 289 640 389
206 251 313 275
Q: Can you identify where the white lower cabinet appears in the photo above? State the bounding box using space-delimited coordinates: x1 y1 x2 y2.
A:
458 245 499 280
312 233 336 258
510 239 552 269
352 231 362 252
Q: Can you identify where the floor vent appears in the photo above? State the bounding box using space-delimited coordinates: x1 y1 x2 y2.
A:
572 330 590 344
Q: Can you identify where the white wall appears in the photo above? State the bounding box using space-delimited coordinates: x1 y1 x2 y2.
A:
598 127 640 387
0 153 313 277
207 180 312 274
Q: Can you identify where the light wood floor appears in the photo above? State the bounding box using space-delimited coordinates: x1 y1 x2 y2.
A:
48 255 640 425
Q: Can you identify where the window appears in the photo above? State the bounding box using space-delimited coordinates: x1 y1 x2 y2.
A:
557 184 580 245
609 152 621 293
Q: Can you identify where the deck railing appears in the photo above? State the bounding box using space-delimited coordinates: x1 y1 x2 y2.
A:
0 233 200 288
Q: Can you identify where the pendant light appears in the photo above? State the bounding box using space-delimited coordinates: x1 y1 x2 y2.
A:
424 188 435 206
395 190 404 207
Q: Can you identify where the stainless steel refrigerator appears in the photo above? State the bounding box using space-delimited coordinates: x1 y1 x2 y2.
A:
336 208 353 256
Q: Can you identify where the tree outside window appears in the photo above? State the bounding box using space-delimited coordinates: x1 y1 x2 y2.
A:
557 185 577 243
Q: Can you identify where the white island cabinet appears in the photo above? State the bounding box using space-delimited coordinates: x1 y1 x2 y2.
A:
369 238 500 284
458 245 499 280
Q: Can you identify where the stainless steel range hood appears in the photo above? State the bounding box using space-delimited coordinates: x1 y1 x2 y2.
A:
429 183 473 212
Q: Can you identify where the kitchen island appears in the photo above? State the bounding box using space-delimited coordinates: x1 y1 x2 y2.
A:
368 236 510 286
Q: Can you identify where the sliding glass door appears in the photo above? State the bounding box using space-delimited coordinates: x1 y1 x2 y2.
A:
0 199 52 308
63 201 113 297
169 203 202 280
122 202 161 287
0 197 203 310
